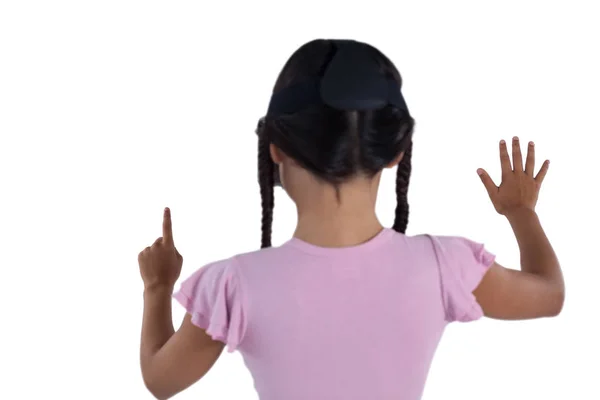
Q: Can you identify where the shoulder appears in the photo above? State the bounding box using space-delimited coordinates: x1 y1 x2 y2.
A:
179 255 240 291
174 255 250 352
423 235 495 267
229 243 295 273
418 234 496 322
385 232 461 259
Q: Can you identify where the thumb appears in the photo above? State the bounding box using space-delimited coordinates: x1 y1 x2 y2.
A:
477 168 498 199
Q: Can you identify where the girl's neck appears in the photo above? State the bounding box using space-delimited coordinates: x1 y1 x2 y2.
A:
294 207 384 249
291 173 384 248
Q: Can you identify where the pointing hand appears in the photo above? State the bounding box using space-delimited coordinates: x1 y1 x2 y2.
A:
138 208 183 290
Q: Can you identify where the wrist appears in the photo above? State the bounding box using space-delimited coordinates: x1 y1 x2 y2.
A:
143 283 174 297
504 207 538 223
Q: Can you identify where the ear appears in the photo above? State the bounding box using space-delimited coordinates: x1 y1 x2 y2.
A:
269 143 284 164
386 151 404 168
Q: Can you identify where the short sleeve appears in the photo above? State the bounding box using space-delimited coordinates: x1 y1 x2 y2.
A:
172 257 247 352
428 235 496 323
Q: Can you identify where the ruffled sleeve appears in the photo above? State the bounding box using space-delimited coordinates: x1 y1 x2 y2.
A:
172 257 247 352
428 235 496 323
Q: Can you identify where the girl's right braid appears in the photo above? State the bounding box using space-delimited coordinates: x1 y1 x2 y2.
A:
258 134 275 248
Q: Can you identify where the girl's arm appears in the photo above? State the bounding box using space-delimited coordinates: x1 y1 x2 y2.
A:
473 137 565 319
141 287 224 400
473 209 564 319
138 208 225 399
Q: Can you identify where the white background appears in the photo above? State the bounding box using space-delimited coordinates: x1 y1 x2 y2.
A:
1 1 598 399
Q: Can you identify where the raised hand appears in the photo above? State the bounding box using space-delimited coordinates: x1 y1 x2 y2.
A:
138 207 183 290
477 137 550 216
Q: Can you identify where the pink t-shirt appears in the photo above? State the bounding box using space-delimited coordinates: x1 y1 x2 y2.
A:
173 228 495 400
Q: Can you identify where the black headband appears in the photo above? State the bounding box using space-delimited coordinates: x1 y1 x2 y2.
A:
266 40 408 117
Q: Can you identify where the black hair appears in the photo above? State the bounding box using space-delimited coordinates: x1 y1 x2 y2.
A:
257 39 415 248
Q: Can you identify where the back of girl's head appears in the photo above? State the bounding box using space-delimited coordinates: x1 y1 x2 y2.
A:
257 39 415 248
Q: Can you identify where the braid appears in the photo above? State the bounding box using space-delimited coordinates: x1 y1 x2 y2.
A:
258 134 275 248
392 140 412 234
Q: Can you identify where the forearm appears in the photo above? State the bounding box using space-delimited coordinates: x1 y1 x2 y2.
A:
506 208 563 285
141 285 176 370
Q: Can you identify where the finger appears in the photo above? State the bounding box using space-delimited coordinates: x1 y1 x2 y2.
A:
535 160 550 184
152 237 163 247
499 140 512 176
512 136 523 172
163 207 174 246
524 141 535 176
477 168 498 199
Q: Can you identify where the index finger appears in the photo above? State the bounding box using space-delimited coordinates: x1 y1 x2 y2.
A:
163 207 174 245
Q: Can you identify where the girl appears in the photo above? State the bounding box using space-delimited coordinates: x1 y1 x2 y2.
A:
137 39 564 400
